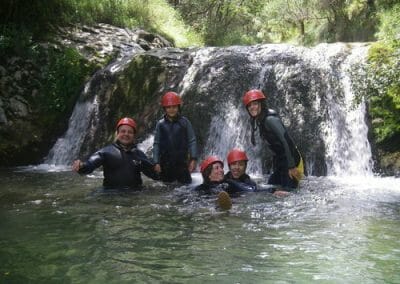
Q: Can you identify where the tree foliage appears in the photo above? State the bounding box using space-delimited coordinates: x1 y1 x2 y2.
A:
362 3 400 148
1 0 399 148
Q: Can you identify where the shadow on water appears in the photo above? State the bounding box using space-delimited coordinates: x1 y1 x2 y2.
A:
0 167 399 283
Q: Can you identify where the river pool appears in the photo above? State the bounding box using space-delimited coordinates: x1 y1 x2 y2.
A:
0 167 399 283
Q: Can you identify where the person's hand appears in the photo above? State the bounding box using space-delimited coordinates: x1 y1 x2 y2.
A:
273 190 290 197
188 159 196 172
72 160 82 172
154 164 161 173
288 167 300 181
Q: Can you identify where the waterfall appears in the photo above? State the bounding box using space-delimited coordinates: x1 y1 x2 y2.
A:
321 45 373 176
45 91 99 165
45 42 373 177
45 45 143 165
184 43 373 177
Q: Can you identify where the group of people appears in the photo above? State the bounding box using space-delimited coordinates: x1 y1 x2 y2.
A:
72 89 304 208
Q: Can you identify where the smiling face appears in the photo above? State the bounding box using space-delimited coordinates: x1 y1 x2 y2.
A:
247 101 262 117
229 160 247 179
165 105 179 119
116 125 135 146
208 162 224 182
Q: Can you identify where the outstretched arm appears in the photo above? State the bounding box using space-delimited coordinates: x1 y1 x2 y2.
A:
72 151 104 174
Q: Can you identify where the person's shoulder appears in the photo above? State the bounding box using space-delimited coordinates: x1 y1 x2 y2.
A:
101 143 118 152
157 116 166 124
264 109 281 123
194 183 209 192
179 115 193 125
265 109 279 119
267 108 278 116
132 146 146 155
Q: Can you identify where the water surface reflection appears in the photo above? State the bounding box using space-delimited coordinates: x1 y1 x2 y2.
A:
0 168 399 283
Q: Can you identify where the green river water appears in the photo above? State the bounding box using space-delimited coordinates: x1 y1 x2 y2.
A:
0 167 399 283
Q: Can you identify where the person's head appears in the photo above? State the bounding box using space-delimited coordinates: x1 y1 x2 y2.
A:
115 117 137 145
242 89 266 118
200 156 224 183
227 149 248 179
161 91 182 119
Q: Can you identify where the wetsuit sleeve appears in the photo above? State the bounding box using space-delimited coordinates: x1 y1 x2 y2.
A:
225 178 257 193
78 150 104 174
184 118 198 160
152 121 161 164
136 149 159 180
264 116 296 168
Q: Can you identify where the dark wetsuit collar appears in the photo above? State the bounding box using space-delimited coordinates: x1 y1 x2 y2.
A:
164 113 181 122
114 140 136 152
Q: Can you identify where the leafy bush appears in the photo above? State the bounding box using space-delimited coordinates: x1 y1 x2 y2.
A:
40 47 94 114
366 4 400 146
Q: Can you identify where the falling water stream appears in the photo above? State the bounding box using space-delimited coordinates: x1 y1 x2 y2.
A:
1 43 399 283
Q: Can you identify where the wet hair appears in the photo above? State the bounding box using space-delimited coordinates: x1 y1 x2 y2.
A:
201 162 223 184
249 100 266 146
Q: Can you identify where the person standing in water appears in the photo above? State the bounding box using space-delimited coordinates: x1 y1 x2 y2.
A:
153 91 198 184
72 117 158 190
242 89 304 193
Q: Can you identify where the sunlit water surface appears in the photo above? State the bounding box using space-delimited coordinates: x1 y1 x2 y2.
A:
1 167 399 283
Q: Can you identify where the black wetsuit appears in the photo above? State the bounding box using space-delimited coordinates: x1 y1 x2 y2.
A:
153 114 197 184
78 141 158 189
195 174 256 197
224 172 257 196
256 109 301 189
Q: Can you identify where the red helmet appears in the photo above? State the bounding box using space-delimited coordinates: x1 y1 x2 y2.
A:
242 89 266 106
116 117 137 132
200 156 223 173
161 92 182 107
227 149 248 165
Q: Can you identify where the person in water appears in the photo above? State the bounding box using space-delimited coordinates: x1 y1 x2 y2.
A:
153 91 198 184
224 148 257 195
72 117 159 190
194 156 232 210
242 89 304 193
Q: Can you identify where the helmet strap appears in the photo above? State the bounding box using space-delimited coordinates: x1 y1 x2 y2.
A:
251 117 257 146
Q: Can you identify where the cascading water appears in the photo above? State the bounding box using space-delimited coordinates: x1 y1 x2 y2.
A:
181 43 373 177
44 83 99 166
45 45 143 166
45 42 373 177
318 45 373 176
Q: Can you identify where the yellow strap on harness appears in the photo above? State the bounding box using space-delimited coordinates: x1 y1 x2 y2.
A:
296 155 304 181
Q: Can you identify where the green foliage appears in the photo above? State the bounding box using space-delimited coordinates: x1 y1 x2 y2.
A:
362 4 400 146
168 0 267 46
354 41 400 145
0 25 39 59
39 47 94 115
375 3 400 42
0 0 202 47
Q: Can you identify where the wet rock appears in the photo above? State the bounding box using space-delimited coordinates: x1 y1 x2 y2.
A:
0 24 175 166
0 106 7 124
9 96 29 117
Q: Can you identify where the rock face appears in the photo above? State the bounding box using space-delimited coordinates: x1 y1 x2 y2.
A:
56 23 173 64
1 24 398 176
0 24 173 166
45 43 375 177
